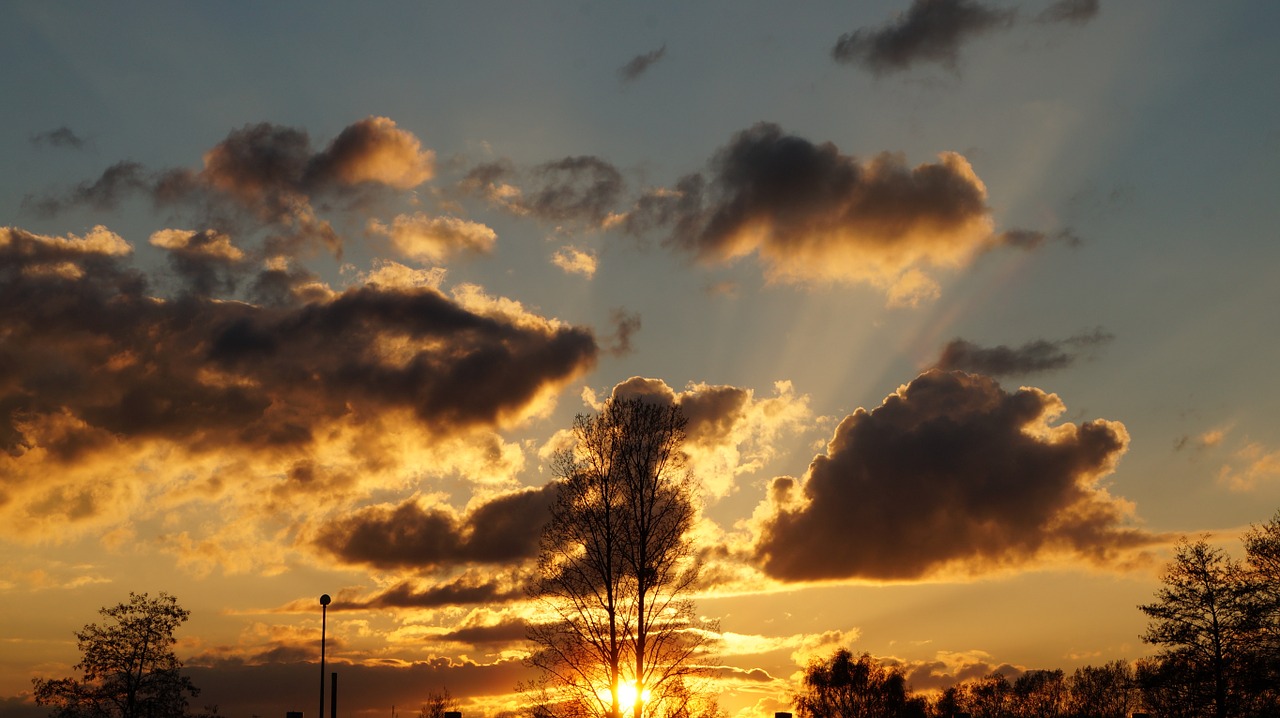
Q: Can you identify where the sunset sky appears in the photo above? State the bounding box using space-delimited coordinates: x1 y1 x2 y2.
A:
3 2 1280 718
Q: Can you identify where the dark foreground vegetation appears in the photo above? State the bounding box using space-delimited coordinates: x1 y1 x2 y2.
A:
795 512 1280 718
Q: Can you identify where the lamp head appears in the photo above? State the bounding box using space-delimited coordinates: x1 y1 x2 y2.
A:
320 594 331 606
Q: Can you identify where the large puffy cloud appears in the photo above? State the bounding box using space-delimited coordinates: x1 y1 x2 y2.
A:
933 329 1113 377
754 370 1156 581
622 123 1001 305
832 0 1016 74
0 226 597 543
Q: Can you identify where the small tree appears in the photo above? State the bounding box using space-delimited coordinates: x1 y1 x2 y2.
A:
33 592 200 718
527 398 713 718
419 688 458 718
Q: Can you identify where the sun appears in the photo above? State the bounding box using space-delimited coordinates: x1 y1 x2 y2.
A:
597 681 651 707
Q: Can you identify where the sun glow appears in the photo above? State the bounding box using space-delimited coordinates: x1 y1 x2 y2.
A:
597 681 651 708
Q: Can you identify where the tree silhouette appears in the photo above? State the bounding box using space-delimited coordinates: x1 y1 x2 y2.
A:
1243 512 1280 712
32 592 201 718
1138 538 1265 718
527 398 714 718
1064 659 1136 718
793 649 926 718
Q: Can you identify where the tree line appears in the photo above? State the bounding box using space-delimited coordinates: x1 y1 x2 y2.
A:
794 512 1280 718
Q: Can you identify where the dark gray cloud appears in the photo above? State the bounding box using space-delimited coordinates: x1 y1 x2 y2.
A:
314 483 560 570
618 44 667 82
996 227 1081 249
439 618 530 645
933 329 1113 376
832 0 1016 74
462 156 625 226
605 308 642 356
0 226 597 463
754 369 1156 581
23 161 151 216
352 577 525 609
30 126 87 150
1037 0 1099 24
622 123 996 296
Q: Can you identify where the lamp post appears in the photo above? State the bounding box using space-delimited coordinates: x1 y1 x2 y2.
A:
319 594 331 718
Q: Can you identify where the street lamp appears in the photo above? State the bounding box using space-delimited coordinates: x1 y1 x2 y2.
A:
319 594 331 718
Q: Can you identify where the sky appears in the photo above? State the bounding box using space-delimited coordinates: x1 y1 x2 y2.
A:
2 1 1280 717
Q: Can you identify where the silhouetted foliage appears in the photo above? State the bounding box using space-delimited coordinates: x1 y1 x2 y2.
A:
32 592 201 718
1064 659 1136 718
1010 669 1064 718
418 687 458 718
527 398 715 718
1243 510 1280 699
1138 538 1267 718
794 650 926 718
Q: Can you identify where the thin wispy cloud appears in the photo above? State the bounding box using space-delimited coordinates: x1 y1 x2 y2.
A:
933 329 1113 376
832 0 1016 74
30 126 87 149
618 44 667 82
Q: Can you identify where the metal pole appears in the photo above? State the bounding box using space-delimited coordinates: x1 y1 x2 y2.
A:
320 594 331 718
331 672 338 718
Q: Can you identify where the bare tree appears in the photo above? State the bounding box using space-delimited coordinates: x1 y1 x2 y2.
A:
527 398 713 718
418 687 458 718
1064 660 1136 718
32 592 201 718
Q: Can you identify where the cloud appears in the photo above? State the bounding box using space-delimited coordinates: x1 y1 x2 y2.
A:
832 0 1016 74
30 126 87 150
23 161 151 216
367 213 497 264
180 657 533 718
24 117 436 258
149 228 247 297
753 370 1157 581
0 227 596 542
618 44 667 82
305 115 435 189
604 308 641 356
622 123 996 304
551 245 598 277
607 377 813 498
892 650 1024 691
351 575 527 609
1217 441 1280 492
1037 0 1100 24
462 156 624 226
932 329 1113 377
314 483 560 570
996 227 1081 249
